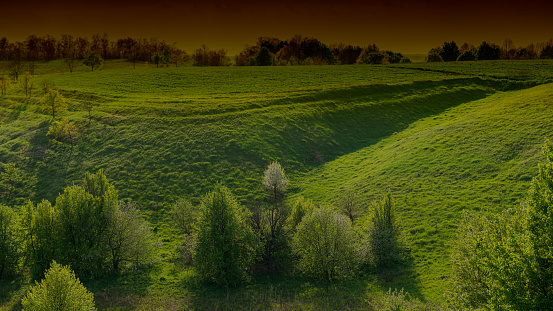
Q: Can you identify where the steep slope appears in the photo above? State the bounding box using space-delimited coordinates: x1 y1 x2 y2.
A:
294 83 553 299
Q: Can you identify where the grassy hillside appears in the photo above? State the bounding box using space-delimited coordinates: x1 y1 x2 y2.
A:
295 82 553 299
1 60 553 309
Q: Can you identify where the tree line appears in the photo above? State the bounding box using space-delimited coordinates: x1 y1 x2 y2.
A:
426 39 553 62
235 35 409 66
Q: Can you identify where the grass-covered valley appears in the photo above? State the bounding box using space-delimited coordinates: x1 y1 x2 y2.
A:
1 59 553 310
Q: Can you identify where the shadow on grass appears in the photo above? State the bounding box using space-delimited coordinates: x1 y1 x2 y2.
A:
368 257 426 303
85 265 156 311
178 268 423 311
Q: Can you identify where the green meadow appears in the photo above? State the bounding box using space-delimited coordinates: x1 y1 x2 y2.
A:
1 59 553 309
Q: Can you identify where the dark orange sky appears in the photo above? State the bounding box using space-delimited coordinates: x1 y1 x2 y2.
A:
2 0 552 54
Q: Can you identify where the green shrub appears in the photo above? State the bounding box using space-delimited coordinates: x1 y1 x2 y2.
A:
21 261 96 311
193 184 259 286
292 205 360 281
170 199 199 235
21 170 157 278
288 196 315 232
367 194 401 267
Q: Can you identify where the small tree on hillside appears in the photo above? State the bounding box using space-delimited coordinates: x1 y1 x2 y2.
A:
193 184 259 286
81 98 98 125
82 51 103 71
47 117 78 146
367 193 401 267
21 200 60 280
339 188 363 223
259 162 290 269
170 199 199 235
0 163 22 201
21 261 96 311
293 206 360 282
104 200 159 271
40 89 67 119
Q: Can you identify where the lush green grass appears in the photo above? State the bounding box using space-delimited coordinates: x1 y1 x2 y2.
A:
1 59 552 310
294 83 553 300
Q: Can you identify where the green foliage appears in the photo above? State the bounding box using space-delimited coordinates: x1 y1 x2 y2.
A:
82 51 103 71
40 89 67 118
254 162 291 270
20 170 155 278
367 194 401 267
0 204 18 279
193 184 259 286
339 188 363 223
263 161 289 195
450 141 553 310
170 199 199 235
525 139 553 309
0 163 22 201
21 200 59 280
55 185 106 276
47 117 78 145
288 196 315 232
1 60 553 306
21 261 96 311
83 169 118 211
105 200 159 271
292 206 360 281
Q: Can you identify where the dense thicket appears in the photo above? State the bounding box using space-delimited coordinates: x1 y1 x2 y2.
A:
20 170 157 279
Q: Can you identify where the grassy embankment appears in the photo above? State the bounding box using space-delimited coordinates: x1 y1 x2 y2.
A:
1 59 553 309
